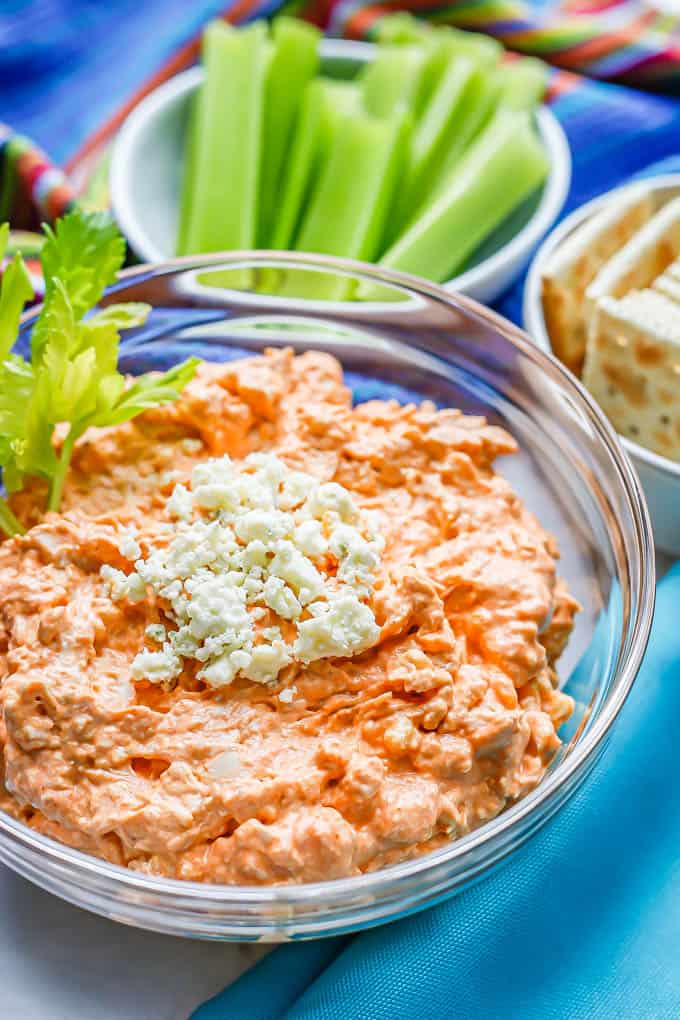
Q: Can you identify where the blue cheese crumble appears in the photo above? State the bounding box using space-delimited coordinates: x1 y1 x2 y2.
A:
102 453 383 687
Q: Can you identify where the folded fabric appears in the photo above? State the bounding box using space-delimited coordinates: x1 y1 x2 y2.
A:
324 0 680 90
193 562 680 1020
0 123 74 230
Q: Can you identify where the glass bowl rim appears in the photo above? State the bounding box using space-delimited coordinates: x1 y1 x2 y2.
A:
5 250 655 911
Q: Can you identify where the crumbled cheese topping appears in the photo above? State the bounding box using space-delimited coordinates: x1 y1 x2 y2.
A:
102 453 383 687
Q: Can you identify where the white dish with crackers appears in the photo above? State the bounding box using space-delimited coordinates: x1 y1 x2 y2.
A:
524 174 680 555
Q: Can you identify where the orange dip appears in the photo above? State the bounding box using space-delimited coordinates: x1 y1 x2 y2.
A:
0 350 575 884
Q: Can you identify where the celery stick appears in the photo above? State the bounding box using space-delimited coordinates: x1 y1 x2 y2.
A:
268 82 323 253
394 57 479 229
380 33 503 237
375 14 502 67
315 81 362 144
373 111 549 285
270 79 359 252
373 12 427 45
282 108 411 300
497 58 548 110
360 45 434 118
176 95 198 255
360 39 461 121
431 27 502 67
425 70 502 209
183 21 270 256
258 17 320 246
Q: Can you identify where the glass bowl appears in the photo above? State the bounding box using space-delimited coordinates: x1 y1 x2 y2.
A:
2 253 654 940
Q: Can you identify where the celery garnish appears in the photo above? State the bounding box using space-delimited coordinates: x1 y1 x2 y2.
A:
0 498 24 539
372 111 549 285
182 21 269 256
258 17 320 247
0 209 200 533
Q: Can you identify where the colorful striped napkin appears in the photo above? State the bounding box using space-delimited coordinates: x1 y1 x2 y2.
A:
326 0 680 88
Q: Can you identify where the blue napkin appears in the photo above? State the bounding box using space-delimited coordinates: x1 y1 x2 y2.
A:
193 562 680 1020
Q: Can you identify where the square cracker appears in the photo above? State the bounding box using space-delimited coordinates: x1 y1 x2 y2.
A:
540 186 653 374
586 196 680 316
653 256 680 304
582 289 680 461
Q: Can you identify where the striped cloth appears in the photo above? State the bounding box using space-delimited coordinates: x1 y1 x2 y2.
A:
0 123 74 227
326 0 680 88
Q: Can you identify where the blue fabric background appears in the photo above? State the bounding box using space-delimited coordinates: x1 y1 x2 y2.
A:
1 1 233 163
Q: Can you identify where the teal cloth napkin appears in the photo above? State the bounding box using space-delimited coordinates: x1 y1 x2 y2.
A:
193 562 680 1019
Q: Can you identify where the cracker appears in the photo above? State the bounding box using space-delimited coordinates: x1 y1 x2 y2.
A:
540 186 653 374
586 196 680 316
582 289 680 461
653 256 680 304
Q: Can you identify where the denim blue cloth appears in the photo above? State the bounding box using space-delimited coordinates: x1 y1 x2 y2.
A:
193 563 680 1019
0 1 238 164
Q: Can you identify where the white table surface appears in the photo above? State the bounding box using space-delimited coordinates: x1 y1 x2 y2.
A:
0 870 266 1019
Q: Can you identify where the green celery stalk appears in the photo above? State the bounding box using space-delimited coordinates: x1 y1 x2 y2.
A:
313 81 362 154
497 57 548 110
424 70 502 210
372 12 428 45
429 26 502 66
270 79 359 252
258 17 320 247
269 82 324 251
360 45 428 118
281 107 411 300
183 21 270 256
371 111 549 286
375 14 502 67
392 57 480 232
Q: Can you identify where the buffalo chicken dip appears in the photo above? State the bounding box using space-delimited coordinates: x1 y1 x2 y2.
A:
0 349 576 884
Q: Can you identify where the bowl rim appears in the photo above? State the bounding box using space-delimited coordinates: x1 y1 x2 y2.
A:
109 38 571 297
5 250 655 923
523 172 680 481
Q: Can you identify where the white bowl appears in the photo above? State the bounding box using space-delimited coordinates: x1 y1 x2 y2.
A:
110 39 571 306
524 174 680 556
